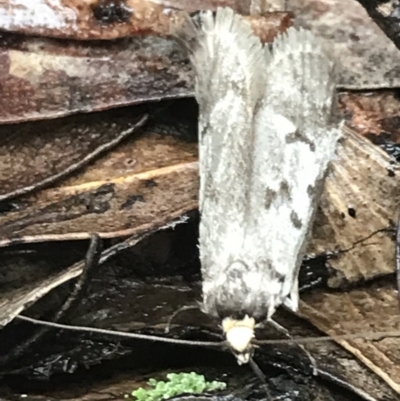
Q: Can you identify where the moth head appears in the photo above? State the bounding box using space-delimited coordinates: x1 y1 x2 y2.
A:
222 315 256 364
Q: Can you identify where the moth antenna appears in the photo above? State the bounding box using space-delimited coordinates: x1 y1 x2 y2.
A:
15 315 225 348
17 314 400 345
268 318 317 375
253 329 400 345
164 305 201 333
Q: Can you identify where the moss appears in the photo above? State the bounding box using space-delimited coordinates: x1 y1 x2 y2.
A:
131 372 226 401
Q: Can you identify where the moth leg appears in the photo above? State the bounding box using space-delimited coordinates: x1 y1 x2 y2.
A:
283 278 299 312
164 305 200 333
269 319 318 376
268 318 289 335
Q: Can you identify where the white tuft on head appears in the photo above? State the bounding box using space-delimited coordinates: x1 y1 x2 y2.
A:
222 316 255 364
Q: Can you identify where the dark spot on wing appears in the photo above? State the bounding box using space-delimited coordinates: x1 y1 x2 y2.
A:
265 188 277 209
200 121 211 139
265 181 291 209
308 175 326 200
290 211 302 229
286 129 316 152
279 180 291 200
275 272 286 284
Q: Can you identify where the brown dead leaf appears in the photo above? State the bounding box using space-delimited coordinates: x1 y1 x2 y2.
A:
0 0 266 40
1 123 398 333
1 1 397 125
0 33 192 124
269 309 399 400
339 91 400 143
0 2 398 123
299 277 400 396
0 130 199 246
356 0 400 52
0 107 147 202
268 0 400 89
1 223 396 400
308 126 398 287
0 217 189 327
0 12 291 124
0 0 234 40
0 0 288 40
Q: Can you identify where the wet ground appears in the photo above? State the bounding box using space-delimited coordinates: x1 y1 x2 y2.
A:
0 219 394 401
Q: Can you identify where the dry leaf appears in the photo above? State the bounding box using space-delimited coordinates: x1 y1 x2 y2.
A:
0 34 192 124
308 126 398 287
0 0 258 40
339 91 400 142
356 0 400 51
0 130 198 246
0 217 189 327
268 0 400 89
0 12 291 124
300 277 400 396
0 108 147 201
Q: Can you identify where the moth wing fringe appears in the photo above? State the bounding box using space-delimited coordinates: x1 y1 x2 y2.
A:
174 7 266 116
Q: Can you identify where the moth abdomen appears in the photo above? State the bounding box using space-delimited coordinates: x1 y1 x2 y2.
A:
203 260 286 321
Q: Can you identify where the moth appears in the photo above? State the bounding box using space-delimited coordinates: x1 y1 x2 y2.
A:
175 7 342 364
9 6 343 369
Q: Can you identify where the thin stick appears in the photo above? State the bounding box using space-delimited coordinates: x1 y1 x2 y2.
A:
165 305 200 333
14 315 400 346
15 315 225 348
268 318 318 375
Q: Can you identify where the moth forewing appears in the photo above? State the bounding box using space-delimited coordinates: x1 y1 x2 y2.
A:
178 7 342 364
249 28 342 314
